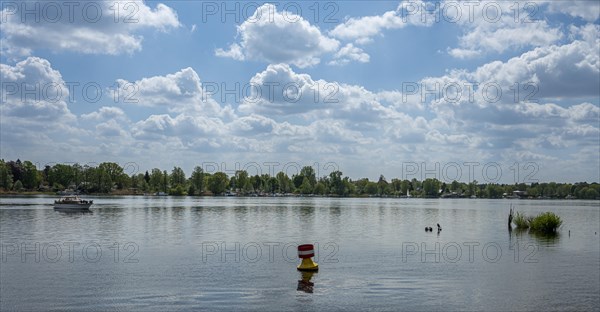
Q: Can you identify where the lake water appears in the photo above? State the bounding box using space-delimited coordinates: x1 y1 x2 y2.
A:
1 196 599 311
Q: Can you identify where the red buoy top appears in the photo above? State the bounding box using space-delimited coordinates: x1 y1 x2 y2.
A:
297 244 315 259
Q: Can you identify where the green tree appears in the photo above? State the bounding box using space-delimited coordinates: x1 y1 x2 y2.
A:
343 177 354 196
411 178 421 193
98 169 113 193
329 171 345 195
139 179 149 193
130 174 140 189
292 174 304 189
234 170 249 193
22 160 41 190
422 178 440 197
300 166 317 186
170 184 186 196
314 181 326 195
149 169 163 192
365 181 378 195
300 177 313 194
48 164 74 189
71 163 83 188
354 178 369 195
162 170 169 193
267 177 279 193
81 165 99 192
528 185 540 197
7 160 23 184
318 177 330 194
251 175 263 192
467 180 478 196
243 180 254 194
276 171 292 193
13 180 23 191
188 184 196 196
208 172 228 195
0 160 13 190
485 184 503 198
401 179 410 194
170 166 186 188
546 182 558 198
377 175 389 195
450 180 460 192
98 162 124 189
582 187 599 199
190 166 205 195
390 178 402 195
557 184 572 198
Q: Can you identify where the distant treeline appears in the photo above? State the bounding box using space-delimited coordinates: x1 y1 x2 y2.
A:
1 159 599 199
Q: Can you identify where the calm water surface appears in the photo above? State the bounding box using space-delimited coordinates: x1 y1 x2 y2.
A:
1 196 599 311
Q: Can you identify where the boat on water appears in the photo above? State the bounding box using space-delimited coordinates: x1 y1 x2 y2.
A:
54 196 93 210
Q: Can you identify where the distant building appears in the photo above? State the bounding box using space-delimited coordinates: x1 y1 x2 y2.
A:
513 190 528 198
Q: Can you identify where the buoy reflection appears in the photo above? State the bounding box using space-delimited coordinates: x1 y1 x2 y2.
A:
297 271 316 293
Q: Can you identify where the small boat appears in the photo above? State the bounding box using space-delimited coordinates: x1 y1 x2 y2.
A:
54 196 93 210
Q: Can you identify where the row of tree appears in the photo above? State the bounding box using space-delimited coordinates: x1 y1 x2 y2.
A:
1 159 599 199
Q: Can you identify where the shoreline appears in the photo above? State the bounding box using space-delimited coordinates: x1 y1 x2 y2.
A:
0 192 596 200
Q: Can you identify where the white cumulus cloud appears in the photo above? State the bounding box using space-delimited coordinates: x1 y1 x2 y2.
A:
215 3 339 68
547 1 600 22
1 57 75 122
444 1 563 58
329 0 436 44
0 0 180 56
329 44 370 66
114 67 234 118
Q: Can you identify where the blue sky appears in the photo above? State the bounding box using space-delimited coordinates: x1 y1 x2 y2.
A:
1 0 599 183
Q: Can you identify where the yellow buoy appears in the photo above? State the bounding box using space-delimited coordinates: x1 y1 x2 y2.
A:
297 244 318 271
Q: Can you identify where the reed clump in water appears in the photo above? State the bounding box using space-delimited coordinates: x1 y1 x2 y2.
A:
513 212 530 229
529 212 562 233
512 211 562 233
